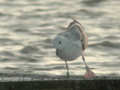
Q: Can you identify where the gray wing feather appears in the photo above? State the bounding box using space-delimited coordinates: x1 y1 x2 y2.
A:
67 20 88 50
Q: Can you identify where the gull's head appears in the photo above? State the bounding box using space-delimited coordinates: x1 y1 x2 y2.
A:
53 35 68 50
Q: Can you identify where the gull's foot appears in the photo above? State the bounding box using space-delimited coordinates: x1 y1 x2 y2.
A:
84 69 96 79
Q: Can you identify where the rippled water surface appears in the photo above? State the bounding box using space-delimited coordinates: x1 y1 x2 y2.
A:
0 0 120 79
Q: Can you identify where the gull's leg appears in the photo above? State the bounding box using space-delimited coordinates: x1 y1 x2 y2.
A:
82 53 96 78
82 54 89 71
65 60 70 78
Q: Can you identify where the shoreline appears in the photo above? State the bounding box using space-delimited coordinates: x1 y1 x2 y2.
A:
0 78 119 90
0 73 120 82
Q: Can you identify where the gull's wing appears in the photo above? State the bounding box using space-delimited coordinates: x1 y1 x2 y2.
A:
67 20 88 50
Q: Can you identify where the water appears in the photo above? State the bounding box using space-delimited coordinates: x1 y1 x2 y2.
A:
0 0 120 80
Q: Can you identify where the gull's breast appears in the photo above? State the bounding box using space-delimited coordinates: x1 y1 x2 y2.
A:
56 45 82 61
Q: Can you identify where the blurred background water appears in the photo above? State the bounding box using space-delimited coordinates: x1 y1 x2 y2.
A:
0 0 120 80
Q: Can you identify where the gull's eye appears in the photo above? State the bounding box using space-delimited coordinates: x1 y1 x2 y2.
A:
58 41 61 44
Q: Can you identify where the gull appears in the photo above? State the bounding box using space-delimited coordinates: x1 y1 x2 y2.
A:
53 19 96 78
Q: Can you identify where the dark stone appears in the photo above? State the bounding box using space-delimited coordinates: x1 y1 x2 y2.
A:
0 79 120 90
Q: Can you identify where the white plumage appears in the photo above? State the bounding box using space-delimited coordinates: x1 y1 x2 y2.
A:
53 19 95 78
53 32 82 61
